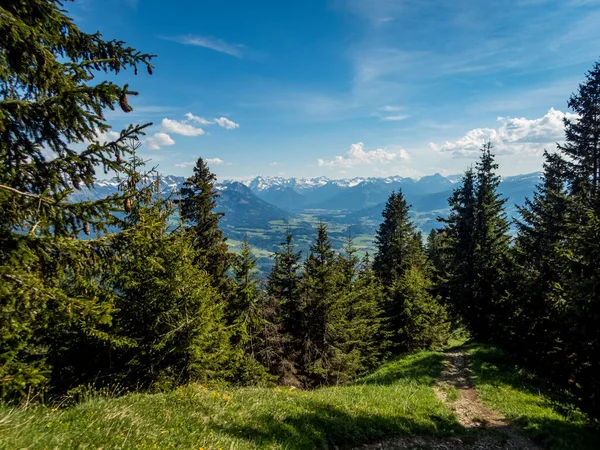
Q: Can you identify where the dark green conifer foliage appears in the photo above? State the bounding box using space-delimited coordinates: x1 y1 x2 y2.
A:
438 167 477 318
180 157 231 292
374 190 449 351
510 151 569 372
298 223 338 381
108 167 230 389
0 0 154 400
229 237 272 383
394 265 451 350
558 61 600 197
267 232 302 338
471 143 511 339
555 62 600 412
373 190 420 287
266 232 302 376
340 251 388 373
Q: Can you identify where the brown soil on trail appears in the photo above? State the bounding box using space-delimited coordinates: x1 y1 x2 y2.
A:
355 350 543 450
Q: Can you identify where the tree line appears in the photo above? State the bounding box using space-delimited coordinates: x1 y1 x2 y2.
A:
1 1 599 418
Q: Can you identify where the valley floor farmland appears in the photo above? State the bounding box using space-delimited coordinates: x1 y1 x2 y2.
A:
1 345 597 450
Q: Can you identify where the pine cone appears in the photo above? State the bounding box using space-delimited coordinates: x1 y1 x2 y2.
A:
134 66 139 76
84 222 90 235
124 198 132 213
119 91 133 113
147 65 153 75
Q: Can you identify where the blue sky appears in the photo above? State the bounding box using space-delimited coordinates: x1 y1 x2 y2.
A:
70 0 600 179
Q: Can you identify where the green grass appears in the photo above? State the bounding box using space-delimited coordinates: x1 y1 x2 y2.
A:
466 343 600 450
0 350 459 450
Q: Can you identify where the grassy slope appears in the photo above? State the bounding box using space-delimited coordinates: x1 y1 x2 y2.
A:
0 351 459 450
466 343 600 450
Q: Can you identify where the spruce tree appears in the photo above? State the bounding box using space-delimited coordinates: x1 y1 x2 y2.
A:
341 253 388 373
555 61 600 412
510 151 570 372
297 223 342 384
558 61 600 197
439 168 477 319
0 0 154 400
470 143 511 340
267 232 302 341
266 232 302 379
373 190 420 287
229 237 271 383
107 168 231 389
394 265 451 350
180 157 231 292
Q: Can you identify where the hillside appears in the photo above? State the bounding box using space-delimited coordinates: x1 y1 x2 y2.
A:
2 344 597 450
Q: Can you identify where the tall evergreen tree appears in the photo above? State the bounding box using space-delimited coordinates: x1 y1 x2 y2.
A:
373 190 421 287
297 223 343 384
438 167 477 318
510 151 570 372
374 190 449 351
267 232 302 341
556 62 600 412
180 158 231 292
558 61 600 197
109 174 230 389
341 253 388 373
470 143 511 340
229 238 271 383
0 0 154 400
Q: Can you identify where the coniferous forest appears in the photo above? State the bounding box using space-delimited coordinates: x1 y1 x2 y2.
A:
1 2 600 448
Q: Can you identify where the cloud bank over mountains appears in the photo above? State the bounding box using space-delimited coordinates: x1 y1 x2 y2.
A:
430 108 577 158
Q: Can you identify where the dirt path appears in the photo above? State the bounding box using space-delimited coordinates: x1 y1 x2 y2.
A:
355 350 543 450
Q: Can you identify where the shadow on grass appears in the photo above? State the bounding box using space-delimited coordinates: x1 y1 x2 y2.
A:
465 342 600 450
511 416 600 450
355 351 445 387
212 401 459 450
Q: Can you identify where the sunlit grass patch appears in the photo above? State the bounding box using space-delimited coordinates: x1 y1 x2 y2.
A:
0 350 459 450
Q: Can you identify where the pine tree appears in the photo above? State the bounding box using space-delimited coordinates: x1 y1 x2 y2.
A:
470 143 511 340
342 252 388 373
267 232 302 341
229 237 272 383
373 190 420 287
297 223 343 384
558 61 600 198
266 232 302 380
0 0 154 400
107 169 231 389
394 265 451 350
439 168 477 319
555 62 600 413
510 151 570 368
180 157 231 292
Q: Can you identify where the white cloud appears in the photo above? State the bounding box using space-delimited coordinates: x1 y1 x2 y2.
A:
381 115 409 121
378 105 403 112
214 117 240 129
161 118 205 136
269 161 278 166
94 129 120 144
144 132 175 150
318 142 410 169
176 158 225 168
185 113 212 125
430 108 578 158
180 113 239 130
171 35 246 58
